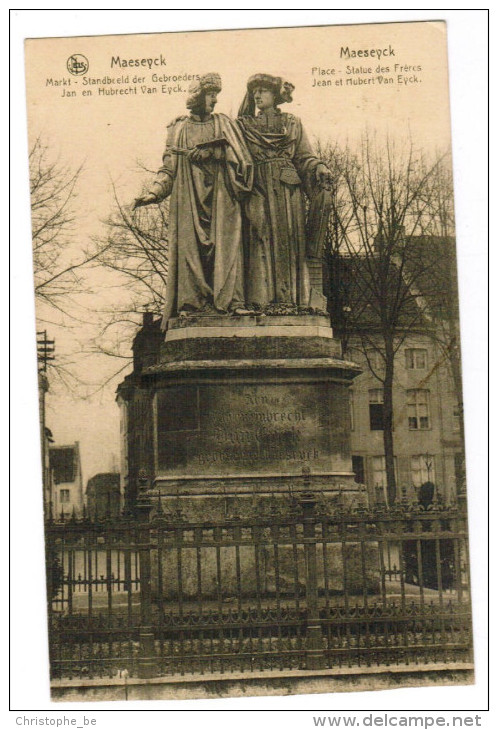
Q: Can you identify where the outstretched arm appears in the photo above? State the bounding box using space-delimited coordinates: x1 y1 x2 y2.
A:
132 192 160 210
132 122 177 210
132 170 174 210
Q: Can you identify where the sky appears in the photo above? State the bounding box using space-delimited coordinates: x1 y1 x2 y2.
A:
9 8 489 715
23 19 456 485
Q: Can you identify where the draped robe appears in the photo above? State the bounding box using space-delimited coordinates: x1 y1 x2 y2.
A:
150 113 253 327
237 109 322 307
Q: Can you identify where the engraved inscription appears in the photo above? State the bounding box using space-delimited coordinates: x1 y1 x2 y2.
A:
217 410 307 425
195 384 321 465
155 382 347 474
195 447 321 466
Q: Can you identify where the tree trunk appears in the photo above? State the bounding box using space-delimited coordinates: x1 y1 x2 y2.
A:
383 336 397 506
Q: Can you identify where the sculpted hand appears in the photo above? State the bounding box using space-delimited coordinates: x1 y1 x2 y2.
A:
132 193 158 211
315 163 333 191
188 147 212 164
212 144 225 161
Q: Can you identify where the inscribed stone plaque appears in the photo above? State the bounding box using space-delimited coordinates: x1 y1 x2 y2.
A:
155 381 351 476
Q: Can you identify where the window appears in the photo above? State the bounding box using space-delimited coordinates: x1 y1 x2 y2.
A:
407 389 431 430
349 390 355 431
60 489 70 503
371 456 397 503
405 348 428 370
366 349 384 373
369 389 384 430
372 455 387 487
411 454 434 487
352 455 365 484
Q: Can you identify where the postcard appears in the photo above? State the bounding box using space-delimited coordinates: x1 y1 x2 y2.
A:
23 20 474 703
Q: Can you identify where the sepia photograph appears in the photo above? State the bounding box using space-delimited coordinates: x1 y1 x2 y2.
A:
11 10 488 714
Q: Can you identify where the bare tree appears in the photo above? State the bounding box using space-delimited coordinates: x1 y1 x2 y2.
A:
412 158 463 440
325 135 454 505
76 184 170 381
29 137 99 318
97 189 169 317
28 138 135 397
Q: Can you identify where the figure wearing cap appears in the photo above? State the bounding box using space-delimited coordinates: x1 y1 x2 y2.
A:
237 73 333 309
133 73 253 325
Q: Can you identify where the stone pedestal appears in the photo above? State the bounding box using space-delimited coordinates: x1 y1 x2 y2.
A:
133 314 362 518
118 314 379 600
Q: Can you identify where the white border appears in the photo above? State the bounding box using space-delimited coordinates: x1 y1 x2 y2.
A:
9 8 489 721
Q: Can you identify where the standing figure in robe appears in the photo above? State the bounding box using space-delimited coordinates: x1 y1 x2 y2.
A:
133 73 254 326
237 73 333 309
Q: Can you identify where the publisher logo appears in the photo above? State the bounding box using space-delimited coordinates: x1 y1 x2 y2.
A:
67 54 89 76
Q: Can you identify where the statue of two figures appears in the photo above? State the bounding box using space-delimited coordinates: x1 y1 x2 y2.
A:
133 72 333 327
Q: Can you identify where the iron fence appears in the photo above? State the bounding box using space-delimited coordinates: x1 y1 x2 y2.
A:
45 494 472 680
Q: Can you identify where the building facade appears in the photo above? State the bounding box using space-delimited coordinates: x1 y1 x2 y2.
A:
48 442 84 517
347 332 464 505
86 472 121 518
116 312 163 512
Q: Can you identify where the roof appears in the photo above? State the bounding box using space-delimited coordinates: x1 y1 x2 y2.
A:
86 472 121 494
49 444 79 484
404 235 459 321
328 235 458 332
329 256 421 330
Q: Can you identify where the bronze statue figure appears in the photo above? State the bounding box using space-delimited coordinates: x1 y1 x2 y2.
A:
237 73 333 310
133 73 254 325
